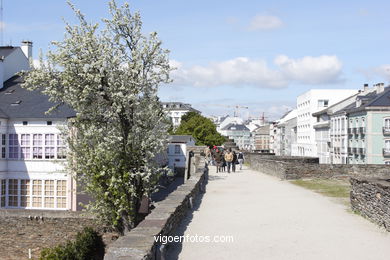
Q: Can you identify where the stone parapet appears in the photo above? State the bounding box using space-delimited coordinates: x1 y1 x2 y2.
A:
247 153 390 179
350 177 390 231
104 153 208 260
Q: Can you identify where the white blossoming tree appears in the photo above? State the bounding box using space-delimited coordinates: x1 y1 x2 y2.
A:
23 1 172 232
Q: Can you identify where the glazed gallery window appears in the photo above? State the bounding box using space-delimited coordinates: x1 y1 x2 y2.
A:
21 134 31 159
33 134 43 159
8 134 18 159
0 179 67 209
5 133 66 160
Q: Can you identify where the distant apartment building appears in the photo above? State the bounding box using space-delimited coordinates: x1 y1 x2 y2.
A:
273 110 297 156
292 89 357 157
312 87 370 164
253 124 270 153
220 123 251 150
346 83 390 164
162 102 199 127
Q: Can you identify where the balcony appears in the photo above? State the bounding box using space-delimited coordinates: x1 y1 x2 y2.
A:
352 128 358 135
352 147 358 153
358 148 365 154
383 127 390 135
348 128 353 134
359 127 365 134
348 147 352 154
383 148 390 157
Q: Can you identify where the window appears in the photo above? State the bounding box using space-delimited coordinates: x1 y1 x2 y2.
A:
21 134 30 159
47 121 52 125
385 118 390 130
20 180 30 207
56 180 67 208
44 180 54 208
1 134 5 158
8 179 18 207
33 134 42 159
0 180 5 207
45 134 55 159
8 134 18 159
32 180 42 207
174 145 181 154
57 135 66 159
385 161 390 165
318 99 329 107
22 121 28 125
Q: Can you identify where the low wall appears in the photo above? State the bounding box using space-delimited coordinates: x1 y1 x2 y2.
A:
351 177 390 231
246 153 390 179
0 210 101 260
104 153 208 260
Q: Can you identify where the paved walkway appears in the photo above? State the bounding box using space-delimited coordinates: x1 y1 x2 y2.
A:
166 166 390 260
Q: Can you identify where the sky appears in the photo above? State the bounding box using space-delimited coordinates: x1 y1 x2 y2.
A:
4 0 390 120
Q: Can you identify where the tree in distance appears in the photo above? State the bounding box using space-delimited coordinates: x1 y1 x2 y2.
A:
174 112 226 147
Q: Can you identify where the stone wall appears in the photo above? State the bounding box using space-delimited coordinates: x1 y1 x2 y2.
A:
0 210 103 260
104 152 208 260
350 177 390 231
246 153 390 179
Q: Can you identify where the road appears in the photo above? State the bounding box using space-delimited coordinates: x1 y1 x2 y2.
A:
166 166 390 260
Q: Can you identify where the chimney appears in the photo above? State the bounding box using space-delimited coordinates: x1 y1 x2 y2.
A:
376 83 385 94
0 56 4 89
363 83 369 93
21 41 33 61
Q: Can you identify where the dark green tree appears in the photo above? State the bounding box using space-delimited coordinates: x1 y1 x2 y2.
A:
174 112 226 147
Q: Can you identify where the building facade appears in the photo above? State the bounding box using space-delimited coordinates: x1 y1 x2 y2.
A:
0 42 81 210
253 124 270 153
167 135 195 171
293 89 357 157
162 102 200 127
220 123 251 150
346 84 390 164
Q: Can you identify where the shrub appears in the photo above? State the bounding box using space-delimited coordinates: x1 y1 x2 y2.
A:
40 227 105 260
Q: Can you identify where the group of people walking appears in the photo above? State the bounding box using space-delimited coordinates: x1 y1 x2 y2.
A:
204 146 245 173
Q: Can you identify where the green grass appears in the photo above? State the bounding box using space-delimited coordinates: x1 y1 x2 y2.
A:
290 179 351 205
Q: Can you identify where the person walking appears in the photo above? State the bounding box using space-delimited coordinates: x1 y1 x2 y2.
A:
237 151 244 170
224 148 234 173
232 150 237 173
214 148 223 173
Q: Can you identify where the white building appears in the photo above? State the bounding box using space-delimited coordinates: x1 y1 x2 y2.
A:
217 116 244 133
162 102 199 127
274 109 297 156
167 135 195 172
292 89 357 157
312 84 375 164
0 42 83 211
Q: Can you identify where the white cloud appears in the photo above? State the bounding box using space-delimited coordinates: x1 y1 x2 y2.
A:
170 55 344 88
249 14 283 31
274 55 343 84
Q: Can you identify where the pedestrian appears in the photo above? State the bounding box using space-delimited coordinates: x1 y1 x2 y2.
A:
214 148 223 173
224 148 234 173
232 150 237 172
237 151 244 170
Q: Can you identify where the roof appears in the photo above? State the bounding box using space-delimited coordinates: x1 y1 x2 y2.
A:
162 102 200 113
221 123 250 131
168 135 195 143
254 124 270 134
345 87 390 114
0 46 19 58
0 75 76 119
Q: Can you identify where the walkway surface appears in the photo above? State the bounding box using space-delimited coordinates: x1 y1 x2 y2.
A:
166 166 390 260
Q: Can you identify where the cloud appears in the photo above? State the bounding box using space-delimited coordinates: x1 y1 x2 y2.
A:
170 55 344 88
359 64 390 81
249 14 283 31
274 55 343 84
